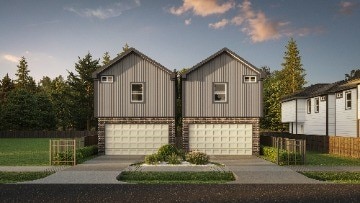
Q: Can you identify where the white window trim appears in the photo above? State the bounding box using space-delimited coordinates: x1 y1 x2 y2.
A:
131 83 144 103
100 76 113 83
213 83 227 103
314 98 319 113
244 76 257 83
336 92 343 99
307 99 311 114
320 96 326 101
345 92 352 110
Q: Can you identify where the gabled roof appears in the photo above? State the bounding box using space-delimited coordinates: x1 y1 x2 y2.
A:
182 47 263 79
282 78 360 102
92 47 173 78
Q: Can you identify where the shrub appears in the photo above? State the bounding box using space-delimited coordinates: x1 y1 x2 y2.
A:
186 151 209 165
76 145 98 160
145 153 161 165
261 146 303 165
53 151 74 165
157 144 179 161
167 153 181 165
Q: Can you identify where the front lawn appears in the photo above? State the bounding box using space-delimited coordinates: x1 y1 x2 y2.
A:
306 151 360 166
0 171 54 184
0 138 50 166
301 172 360 184
117 171 235 184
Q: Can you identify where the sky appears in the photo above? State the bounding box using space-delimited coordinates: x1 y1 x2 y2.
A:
0 0 359 85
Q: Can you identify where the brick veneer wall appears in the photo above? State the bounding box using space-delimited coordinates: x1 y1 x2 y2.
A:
182 117 260 155
97 117 175 153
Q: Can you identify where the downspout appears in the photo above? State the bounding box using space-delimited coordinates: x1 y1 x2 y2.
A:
295 99 298 135
357 86 359 137
326 95 329 136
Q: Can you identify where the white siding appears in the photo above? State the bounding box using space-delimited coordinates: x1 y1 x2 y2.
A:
335 88 357 137
328 94 336 136
289 122 304 134
297 99 306 122
304 97 327 135
281 100 296 122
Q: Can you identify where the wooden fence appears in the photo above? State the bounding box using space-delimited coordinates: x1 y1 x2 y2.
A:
261 132 360 158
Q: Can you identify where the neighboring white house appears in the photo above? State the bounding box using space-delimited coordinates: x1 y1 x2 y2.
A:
281 78 360 138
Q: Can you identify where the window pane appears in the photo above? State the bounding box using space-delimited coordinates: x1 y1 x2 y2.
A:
101 76 107 81
244 77 250 82
214 84 225 91
214 94 226 101
132 84 143 91
347 101 352 108
347 93 351 100
132 94 142 101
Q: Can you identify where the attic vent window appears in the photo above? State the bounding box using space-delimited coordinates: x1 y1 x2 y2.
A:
244 76 257 83
336 92 343 98
131 83 144 103
213 83 227 103
101 76 113 83
320 96 326 101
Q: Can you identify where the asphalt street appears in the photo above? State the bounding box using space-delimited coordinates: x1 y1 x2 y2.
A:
1 184 360 203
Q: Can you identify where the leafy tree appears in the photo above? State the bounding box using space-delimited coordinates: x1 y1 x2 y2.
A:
0 73 15 102
345 69 360 80
102 51 111 65
280 38 306 95
117 43 130 56
67 53 100 130
14 56 37 92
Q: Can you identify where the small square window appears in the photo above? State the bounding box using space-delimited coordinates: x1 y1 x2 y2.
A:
345 92 351 110
320 96 326 101
101 76 113 83
336 92 343 98
213 83 227 103
131 83 144 102
244 76 257 83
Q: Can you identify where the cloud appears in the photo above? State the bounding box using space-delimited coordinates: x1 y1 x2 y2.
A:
3 54 20 63
185 18 192 25
339 1 359 15
231 15 244 26
170 0 235 17
65 0 141 19
209 19 229 29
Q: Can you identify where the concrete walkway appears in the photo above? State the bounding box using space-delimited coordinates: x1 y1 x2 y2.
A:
0 166 70 172
18 155 326 184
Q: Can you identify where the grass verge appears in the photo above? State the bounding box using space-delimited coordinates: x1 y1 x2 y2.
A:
300 171 360 184
0 138 49 166
117 171 235 184
306 151 360 166
0 171 54 184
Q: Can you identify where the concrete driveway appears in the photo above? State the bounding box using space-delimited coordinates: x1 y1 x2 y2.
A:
25 155 321 184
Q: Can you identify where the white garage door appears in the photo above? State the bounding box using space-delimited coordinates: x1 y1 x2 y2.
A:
105 124 169 155
189 124 252 155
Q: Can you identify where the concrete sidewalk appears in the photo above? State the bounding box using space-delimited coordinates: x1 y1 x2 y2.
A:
0 166 70 172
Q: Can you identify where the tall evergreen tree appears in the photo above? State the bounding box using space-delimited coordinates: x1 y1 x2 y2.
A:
280 38 306 95
14 56 37 91
345 69 360 80
117 43 130 56
0 73 15 102
68 53 100 130
102 52 111 65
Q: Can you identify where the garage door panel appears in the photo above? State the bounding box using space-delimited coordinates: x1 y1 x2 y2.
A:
189 124 252 155
105 124 169 155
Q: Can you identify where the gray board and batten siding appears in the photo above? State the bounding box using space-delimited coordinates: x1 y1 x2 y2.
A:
93 48 176 118
182 48 264 118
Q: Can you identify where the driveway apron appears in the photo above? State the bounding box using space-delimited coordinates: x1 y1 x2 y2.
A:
211 156 322 184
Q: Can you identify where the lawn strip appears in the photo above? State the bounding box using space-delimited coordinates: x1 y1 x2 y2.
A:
300 171 360 184
117 171 235 184
0 171 54 184
306 151 360 166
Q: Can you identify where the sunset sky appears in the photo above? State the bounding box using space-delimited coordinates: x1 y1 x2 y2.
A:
0 0 359 85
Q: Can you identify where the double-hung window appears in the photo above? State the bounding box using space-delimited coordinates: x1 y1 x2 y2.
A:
131 83 144 102
345 92 352 110
307 99 311 114
314 98 319 113
213 83 227 103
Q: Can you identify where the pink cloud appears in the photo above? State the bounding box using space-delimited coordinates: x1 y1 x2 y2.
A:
185 18 192 25
339 1 359 15
170 0 235 17
209 19 229 29
3 54 20 63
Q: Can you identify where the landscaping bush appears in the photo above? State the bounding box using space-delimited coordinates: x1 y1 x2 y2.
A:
145 153 161 165
76 145 98 160
167 153 181 165
54 151 73 164
261 146 303 165
157 144 179 161
53 145 98 165
186 151 209 165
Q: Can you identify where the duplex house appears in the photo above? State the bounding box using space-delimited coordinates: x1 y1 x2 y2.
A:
182 48 264 155
93 48 176 155
281 78 360 138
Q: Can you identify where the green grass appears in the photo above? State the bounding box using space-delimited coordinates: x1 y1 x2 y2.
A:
306 151 360 166
0 171 54 184
117 171 235 184
301 171 360 184
0 138 50 166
